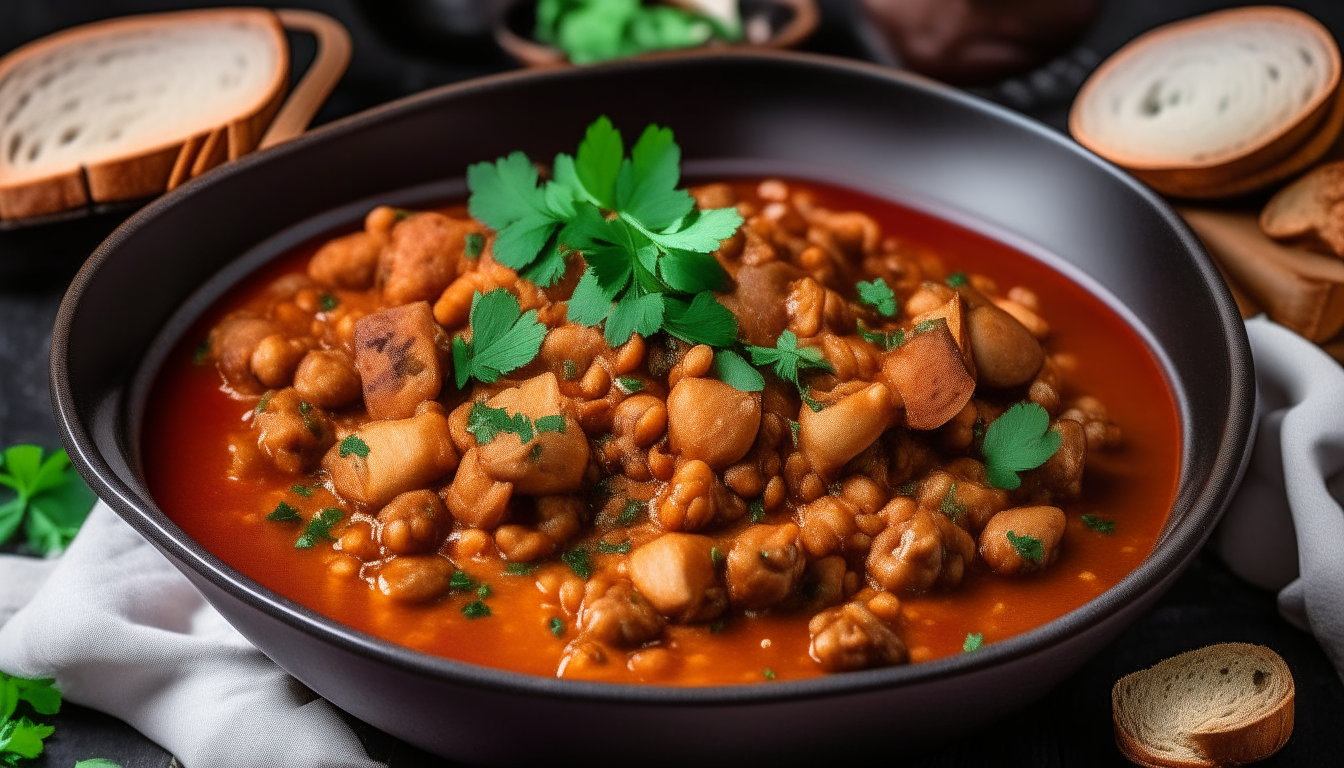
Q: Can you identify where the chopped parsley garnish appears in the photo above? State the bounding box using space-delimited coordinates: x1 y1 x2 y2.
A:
0 445 97 556
528 443 544 462
254 391 271 415
393 207 413 221
464 232 485 259
290 484 315 498
561 359 579 380
895 482 918 497
469 117 742 346
318 293 339 312
1006 530 1044 564
295 508 342 549
963 632 984 652
615 376 645 394
549 617 564 637
856 278 897 317
338 434 370 458
857 321 905 351
452 289 548 388
744 330 834 399
461 600 492 619
477 583 492 599
1082 515 1116 535
562 547 594 579
535 414 567 434
505 562 538 576
74 761 123 768
192 338 211 365
748 499 766 523
267 501 301 523
598 540 632 554
800 387 826 413
297 401 321 437
467 402 566 446
763 668 776 680
449 570 477 593
616 499 645 526
710 546 724 566
938 483 967 523
711 349 764 392
945 272 968 287
981 402 1062 490
788 419 800 446
913 318 942 334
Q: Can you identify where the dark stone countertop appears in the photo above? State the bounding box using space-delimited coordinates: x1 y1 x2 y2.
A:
2 1 1341 765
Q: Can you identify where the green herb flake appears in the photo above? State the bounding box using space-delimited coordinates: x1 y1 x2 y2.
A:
913 319 942 334
449 570 477 593
598 540 632 555
963 632 984 652
318 293 339 312
393 208 413 221
290 484 315 498
338 434 370 459
453 289 548 388
298 401 321 437
945 272 968 287
615 376 645 394
800 388 826 413
534 414 567 434
616 499 645 527
477 583 492 598
981 402 1062 490
1006 530 1044 564
744 330 833 399
710 546 724 567
938 483 967 523
464 232 485 259
295 508 343 549
549 617 564 637
788 419 800 446
763 668 776 681
192 338 211 365
0 445 97 556
709 619 726 633
857 321 905 351
748 499 766 523
1082 515 1116 535
462 600 492 619
527 443 544 462
562 547 594 579
561 359 579 380
504 562 538 576
856 278 897 317
254 391 272 415
535 0 740 65
267 501 301 523
74 761 124 768
711 348 765 392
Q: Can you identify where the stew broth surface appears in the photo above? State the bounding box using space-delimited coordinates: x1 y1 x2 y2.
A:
144 180 1180 686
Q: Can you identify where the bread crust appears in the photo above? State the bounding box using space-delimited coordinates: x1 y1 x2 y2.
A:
1260 160 1344 256
0 7 289 220
1070 7 1341 198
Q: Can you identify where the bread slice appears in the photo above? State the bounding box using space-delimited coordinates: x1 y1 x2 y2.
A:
1112 644 1294 768
1261 160 1344 256
0 8 288 220
1070 7 1341 199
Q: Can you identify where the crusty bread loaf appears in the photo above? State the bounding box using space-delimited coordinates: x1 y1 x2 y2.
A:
1112 643 1294 768
1070 7 1341 199
1261 160 1344 256
0 8 288 220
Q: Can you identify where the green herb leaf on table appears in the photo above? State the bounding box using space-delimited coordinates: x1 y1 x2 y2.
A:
963 632 984 652
1082 515 1116 535
856 278 897 317
453 289 548 388
295 508 343 549
0 718 55 763
0 446 97 556
74 761 124 768
980 402 1062 490
1006 530 1044 564
0 671 61 767
534 0 738 66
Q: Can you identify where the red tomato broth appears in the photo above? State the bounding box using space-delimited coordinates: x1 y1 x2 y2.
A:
142 180 1180 686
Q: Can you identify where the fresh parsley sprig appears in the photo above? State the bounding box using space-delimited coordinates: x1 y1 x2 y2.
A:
0 446 97 556
1006 530 1044 564
452 289 549 388
466 402 566 446
856 278 897 317
980 402 1062 490
734 330 835 407
0 671 60 766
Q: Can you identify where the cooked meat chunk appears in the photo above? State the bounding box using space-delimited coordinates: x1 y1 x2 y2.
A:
378 212 475 305
667 377 762 470
294 349 362 409
1020 419 1087 504
880 321 975 430
978 505 1066 576
808 602 908 672
354 302 446 421
629 533 726 623
798 496 862 560
867 498 975 593
657 459 718 532
721 262 803 346
727 523 806 610
798 381 897 477
252 387 334 474
443 447 513 530
322 401 459 507
376 489 450 556
309 230 382 290
915 462 1010 534
474 373 589 495
577 576 666 647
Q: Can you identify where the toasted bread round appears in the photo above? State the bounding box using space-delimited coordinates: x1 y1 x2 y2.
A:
1070 7 1341 199
1112 643 1294 768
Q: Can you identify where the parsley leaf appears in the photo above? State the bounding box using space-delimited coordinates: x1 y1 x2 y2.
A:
856 278 897 317
453 289 548 388
662 291 738 347
946 272 968 287
466 153 569 286
318 293 339 312
741 330 833 397
763 668 776 680
549 617 565 637
1006 530 1044 564
266 501 301 523
462 600 492 619
535 415 567 434
505 562 537 576
963 632 984 652
712 349 764 392
192 338 211 365
0 672 61 721
598 540 632 554
0 718 55 763
449 570 477 593
981 402 1062 490
75 761 124 768
562 547 594 579
338 434 369 458
1082 515 1116 535
748 499 765 523
536 0 738 65
464 233 485 259
0 446 97 556
295 508 343 549
290 484 315 498
615 377 644 394
938 483 967 523
857 321 904 351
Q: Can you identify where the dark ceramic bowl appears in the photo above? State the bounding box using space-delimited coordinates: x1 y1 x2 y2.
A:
51 52 1254 764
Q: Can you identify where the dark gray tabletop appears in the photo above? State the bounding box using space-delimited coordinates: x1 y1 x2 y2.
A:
2 1 1341 765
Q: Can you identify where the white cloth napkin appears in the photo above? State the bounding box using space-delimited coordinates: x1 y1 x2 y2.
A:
0 502 383 768
1218 316 1344 682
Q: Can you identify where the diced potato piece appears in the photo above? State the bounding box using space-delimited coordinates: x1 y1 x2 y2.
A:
475 373 589 495
629 533 726 623
322 401 458 507
798 382 897 476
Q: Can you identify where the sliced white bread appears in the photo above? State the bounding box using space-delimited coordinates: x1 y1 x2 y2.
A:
0 8 288 220
1070 7 1341 199
1112 643 1294 768
1261 160 1344 256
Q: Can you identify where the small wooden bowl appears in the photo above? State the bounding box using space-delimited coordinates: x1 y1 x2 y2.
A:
495 0 819 68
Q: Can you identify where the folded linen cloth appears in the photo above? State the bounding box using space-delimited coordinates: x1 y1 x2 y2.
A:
1218 316 1344 683
0 502 383 768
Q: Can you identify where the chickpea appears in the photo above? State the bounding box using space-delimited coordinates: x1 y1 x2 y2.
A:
763 476 786 510
978 506 1066 575
866 592 903 624
798 496 859 559
613 335 645 374
578 365 611 400
377 490 450 556
647 443 676 482
726 523 806 610
250 334 308 389
577 576 665 647
658 459 717 532
337 520 380 561
840 475 884 515
992 297 1050 340
723 462 765 499
560 576 587 616
613 395 667 448
293 350 361 409
454 528 495 559
377 556 454 603
668 344 714 387
667 378 761 470
785 277 825 338
253 387 334 475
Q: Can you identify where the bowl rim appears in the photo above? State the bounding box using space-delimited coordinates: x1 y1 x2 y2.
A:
50 49 1255 705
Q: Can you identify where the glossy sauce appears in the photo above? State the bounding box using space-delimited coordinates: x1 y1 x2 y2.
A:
143 182 1181 685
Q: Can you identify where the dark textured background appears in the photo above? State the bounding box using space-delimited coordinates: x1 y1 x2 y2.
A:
1 1 1341 765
